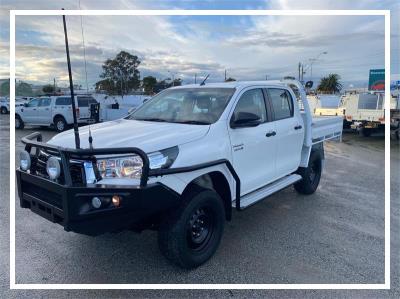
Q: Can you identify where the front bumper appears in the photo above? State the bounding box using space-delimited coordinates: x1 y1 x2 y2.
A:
17 169 180 236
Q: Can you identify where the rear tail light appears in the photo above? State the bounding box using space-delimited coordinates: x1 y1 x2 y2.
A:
379 117 384 122
76 108 80 118
346 116 352 120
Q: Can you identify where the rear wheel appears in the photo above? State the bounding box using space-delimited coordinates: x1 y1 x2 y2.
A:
158 188 225 269
15 115 24 129
361 127 372 137
54 116 67 132
1 107 7 114
294 150 322 195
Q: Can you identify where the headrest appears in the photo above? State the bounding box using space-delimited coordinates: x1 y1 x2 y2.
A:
196 95 211 109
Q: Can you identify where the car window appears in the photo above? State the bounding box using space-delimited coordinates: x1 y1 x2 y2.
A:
129 88 235 124
268 88 294 120
39 98 51 107
77 97 88 107
27 98 40 107
232 88 267 123
55 97 72 105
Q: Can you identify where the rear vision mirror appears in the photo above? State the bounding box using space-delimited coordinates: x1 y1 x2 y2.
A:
231 112 261 128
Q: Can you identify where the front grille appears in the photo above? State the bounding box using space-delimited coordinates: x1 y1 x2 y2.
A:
35 150 85 186
22 180 63 209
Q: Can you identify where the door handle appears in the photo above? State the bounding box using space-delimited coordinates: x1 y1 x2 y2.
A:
294 125 302 130
266 131 276 137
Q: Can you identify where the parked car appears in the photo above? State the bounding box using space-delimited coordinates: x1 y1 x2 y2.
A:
16 80 342 268
0 97 9 114
345 92 385 136
15 95 99 132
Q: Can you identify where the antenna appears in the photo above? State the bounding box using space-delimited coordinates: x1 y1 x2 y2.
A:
88 126 93 149
78 0 89 93
62 9 80 149
200 74 210 86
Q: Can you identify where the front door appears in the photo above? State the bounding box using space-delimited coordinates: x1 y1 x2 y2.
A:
22 98 40 123
228 88 277 195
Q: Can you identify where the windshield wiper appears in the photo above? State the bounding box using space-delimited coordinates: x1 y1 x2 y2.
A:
135 117 168 122
175 120 211 125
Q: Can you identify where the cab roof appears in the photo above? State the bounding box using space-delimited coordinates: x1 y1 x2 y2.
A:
170 80 291 90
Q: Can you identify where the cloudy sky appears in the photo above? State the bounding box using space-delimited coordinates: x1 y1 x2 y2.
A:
0 0 399 90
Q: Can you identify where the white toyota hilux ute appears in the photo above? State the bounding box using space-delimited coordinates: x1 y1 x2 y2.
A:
17 80 343 269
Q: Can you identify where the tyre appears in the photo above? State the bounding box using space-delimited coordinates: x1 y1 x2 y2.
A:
54 116 67 132
294 150 322 195
0 107 7 114
15 115 24 129
158 188 225 269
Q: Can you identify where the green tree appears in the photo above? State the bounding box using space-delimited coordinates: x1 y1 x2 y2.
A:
16 82 33 96
96 51 141 95
317 74 342 94
0 80 10 96
142 76 157 95
42 84 54 94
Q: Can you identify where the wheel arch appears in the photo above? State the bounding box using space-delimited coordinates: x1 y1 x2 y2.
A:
183 171 232 221
53 114 66 124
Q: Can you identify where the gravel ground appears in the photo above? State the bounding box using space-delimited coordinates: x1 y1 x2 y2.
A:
0 114 399 298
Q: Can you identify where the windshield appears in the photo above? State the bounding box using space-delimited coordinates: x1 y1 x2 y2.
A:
128 88 236 125
319 95 341 108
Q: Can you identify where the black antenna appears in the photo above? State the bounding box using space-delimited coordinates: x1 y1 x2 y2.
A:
88 126 93 149
62 9 80 149
200 74 210 86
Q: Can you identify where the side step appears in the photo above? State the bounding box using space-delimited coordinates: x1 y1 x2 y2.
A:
233 174 302 210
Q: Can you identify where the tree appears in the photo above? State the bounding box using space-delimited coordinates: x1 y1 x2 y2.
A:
317 74 342 94
0 80 9 96
142 76 157 95
42 84 54 94
172 78 182 86
96 51 141 95
225 77 236 82
16 82 33 96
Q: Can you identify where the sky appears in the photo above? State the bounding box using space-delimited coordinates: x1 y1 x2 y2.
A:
0 0 399 90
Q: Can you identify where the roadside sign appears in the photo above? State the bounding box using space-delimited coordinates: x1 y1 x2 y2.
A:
368 69 385 91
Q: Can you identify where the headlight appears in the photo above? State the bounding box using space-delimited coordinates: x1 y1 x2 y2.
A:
46 156 61 180
148 146 179 169
97 155 143 179
19 150 31 171
95 146 178 180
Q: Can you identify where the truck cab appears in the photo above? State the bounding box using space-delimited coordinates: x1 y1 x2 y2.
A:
16 80 342 268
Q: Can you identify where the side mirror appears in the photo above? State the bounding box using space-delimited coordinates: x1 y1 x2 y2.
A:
305 81 314 88
231 112 261 128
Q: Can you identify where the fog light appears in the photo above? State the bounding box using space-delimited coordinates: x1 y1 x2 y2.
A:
112 195 121 207
19 151 31 171
91 197 102 209
46 156 61 180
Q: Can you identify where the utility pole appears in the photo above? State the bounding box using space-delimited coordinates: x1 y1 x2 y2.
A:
53 77 56 95
224 69 227 82
301 64 304 82
194 73 197 84
265 74 268 80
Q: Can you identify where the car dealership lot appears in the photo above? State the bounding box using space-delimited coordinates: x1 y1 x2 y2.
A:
1 114 399 298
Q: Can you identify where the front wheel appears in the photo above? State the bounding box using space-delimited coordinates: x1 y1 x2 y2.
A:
158 188 225 269
294 150 322 195
15 115 24 129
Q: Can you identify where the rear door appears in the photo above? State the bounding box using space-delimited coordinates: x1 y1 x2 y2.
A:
35 98 52 124
228 88 277 195
266 88 304 177
54 96 73 124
